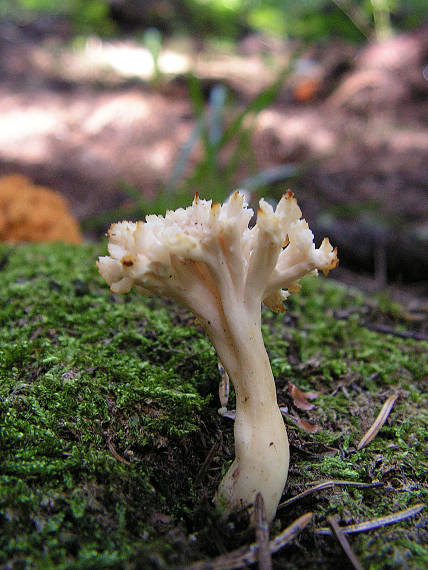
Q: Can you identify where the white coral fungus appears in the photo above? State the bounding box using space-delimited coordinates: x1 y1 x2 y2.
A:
97 191 338 522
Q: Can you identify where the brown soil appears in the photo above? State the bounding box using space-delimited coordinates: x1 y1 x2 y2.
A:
0 22 427 287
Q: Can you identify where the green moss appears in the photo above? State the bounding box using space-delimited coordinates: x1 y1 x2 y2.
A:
263 277 427 569
1 243 427 568
0 243 218 568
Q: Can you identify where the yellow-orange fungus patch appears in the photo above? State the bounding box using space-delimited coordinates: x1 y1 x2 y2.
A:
0 174 82 244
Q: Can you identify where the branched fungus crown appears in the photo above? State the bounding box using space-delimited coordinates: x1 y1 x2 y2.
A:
98 191 337 311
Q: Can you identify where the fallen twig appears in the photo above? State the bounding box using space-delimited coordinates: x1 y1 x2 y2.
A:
188 512 313 569
289 441 338 459
365 322 428 342
195 433 222 484
255 493 272 570
315 503 425 536
328 515 363 570
357 394 398 450
334 307 428 342
106 439 131 465
279 480 383 510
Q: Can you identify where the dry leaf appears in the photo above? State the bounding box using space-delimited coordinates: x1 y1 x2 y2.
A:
288 382 319 411
295 417 321 434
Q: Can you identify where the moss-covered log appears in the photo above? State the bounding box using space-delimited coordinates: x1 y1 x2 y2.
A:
1 243 426 568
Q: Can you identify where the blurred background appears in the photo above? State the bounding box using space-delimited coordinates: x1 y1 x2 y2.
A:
0 0 427 289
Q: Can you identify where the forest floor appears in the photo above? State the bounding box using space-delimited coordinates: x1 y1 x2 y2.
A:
1 242 427 569
0 22 427 288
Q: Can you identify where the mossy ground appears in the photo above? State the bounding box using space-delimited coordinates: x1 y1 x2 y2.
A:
1 242 427 569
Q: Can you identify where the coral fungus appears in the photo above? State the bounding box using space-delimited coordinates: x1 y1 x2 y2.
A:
98 191 338 522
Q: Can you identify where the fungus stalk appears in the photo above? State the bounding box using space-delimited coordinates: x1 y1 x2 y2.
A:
97 191 338 522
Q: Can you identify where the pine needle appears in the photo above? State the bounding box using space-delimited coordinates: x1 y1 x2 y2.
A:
315 503 425 536
327 515 363 570
188 512 313 569
279 480 383 510
255 493 272 570
357 394 398 450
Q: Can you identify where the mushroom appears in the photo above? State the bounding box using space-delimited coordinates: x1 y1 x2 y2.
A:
97 191 338 522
